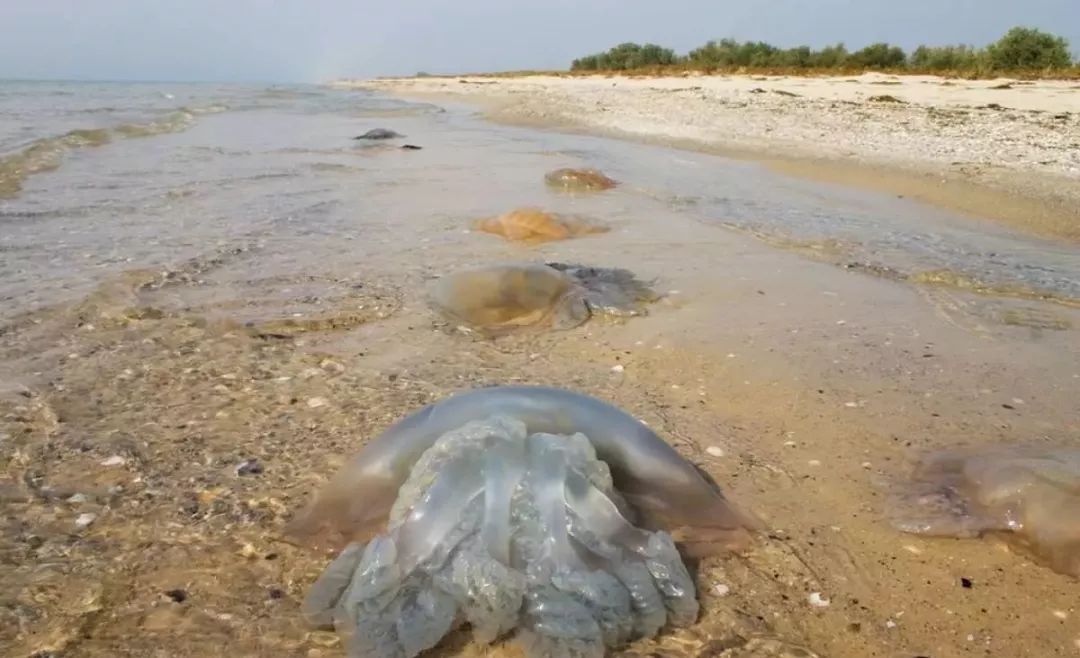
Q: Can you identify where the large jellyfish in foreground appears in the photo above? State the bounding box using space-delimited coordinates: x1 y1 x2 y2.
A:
889 443 1080 577
290 387 761 658
427 263 659 335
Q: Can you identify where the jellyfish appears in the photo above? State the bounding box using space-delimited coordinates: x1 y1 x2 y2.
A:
888 443 1080 577
544 168 619 192
473 207 609 243
354 128 405 140
290 387 761 658
427 263 658 335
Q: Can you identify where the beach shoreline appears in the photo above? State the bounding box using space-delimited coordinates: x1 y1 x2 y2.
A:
339 72 1080 242
3 82 1079 658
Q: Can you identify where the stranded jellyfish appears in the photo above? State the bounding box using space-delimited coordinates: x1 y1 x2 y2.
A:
427 262 658 335
354 128 405 140
473 207 609 243
889 443 1080 577
544 168 619 192
289 386 760 658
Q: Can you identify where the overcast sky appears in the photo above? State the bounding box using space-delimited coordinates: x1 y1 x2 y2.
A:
1 0 1077 83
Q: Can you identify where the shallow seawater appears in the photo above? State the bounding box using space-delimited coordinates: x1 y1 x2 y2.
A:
1 82 1078 327
1 82 1078 658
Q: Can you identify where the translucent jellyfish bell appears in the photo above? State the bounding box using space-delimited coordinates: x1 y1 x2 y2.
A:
286 386 760 557
888 443 1080 577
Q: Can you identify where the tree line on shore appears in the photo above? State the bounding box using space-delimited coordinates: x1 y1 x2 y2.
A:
570 27 1076 75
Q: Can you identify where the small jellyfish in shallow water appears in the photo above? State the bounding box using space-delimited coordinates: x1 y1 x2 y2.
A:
290 387 761 657
888 443 1080 577
354 128 404 140
545 168 619 192
473 207 609 243
427 263 658 335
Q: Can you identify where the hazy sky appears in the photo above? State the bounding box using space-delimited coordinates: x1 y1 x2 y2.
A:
1 1 1077 83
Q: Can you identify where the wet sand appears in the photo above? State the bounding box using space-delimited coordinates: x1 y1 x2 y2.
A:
344 73 1080 243
2 95 1079 658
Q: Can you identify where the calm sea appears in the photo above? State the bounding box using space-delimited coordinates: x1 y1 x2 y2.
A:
1 80 1076 326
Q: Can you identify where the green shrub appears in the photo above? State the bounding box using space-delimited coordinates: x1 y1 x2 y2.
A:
808 43 849 68
569 27 1075 75
687 39 738 68
909 45 982 70
571 42 679 71
773 46 814 68
986 27 1072 70
849 42 908 69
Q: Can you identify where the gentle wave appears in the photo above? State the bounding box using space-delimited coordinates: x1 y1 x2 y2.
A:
0 104 228 199
113 109 196 137
722 223 1080 307
259 87 325 99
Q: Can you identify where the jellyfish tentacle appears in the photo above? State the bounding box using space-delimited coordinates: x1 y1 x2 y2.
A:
565 471 652 553
562 474 670 634
335 536 407 658
523 433 640 651
393 456 484 575
519 588 606 658
434 532 525 645
564 469 699 627
302 541 366 628
395 588 458 658
608 560 669 637
529 433 586 571
483 433 528 566
550 564 635 648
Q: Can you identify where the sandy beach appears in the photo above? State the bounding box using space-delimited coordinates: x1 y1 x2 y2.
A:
2 83 1078 658
344 73 1080 242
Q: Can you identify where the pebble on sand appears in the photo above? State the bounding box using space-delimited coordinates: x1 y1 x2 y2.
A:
165 589 188 603
320 359 345 374
807 592 830 608
235 459 264 476
75 513 97 528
